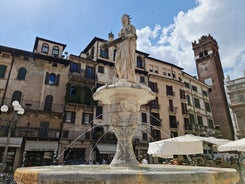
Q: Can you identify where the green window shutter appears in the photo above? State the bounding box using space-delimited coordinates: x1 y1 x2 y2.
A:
0 65 7 78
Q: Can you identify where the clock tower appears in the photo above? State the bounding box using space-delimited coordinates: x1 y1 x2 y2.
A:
192 35 234 140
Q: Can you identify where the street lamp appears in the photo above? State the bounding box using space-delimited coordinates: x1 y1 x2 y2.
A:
0 100 24 172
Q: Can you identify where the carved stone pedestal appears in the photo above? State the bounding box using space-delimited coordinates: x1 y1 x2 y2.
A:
93 81 155 167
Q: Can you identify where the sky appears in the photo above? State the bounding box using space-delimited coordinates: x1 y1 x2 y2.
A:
0 0 244 80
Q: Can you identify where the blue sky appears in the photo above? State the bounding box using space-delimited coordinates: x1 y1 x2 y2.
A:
0 0 244 79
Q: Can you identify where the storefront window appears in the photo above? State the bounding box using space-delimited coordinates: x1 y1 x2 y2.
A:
24 151 53 167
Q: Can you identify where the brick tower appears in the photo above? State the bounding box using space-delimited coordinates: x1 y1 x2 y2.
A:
192 35 234 140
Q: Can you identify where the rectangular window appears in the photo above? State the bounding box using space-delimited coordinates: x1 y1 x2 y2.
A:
0 65 7 79
98 66 104 73
154 66 158 73
85 66 95 79
192 85 198 92
140 76 145 83
181 103 188 114
189 114 195 124
63 131 69 138
179 89 186 99
149 81 158 92
39 122 49 138
150 97 159 109
166 85 174 96
184 82 190 88
184 118 191 130
162 68 166 76
96 106 103 119
168 99 174 112
150 113 161 126
194 98 200 108
187 95 191 106
141 113 147 123
70 62 81 73
172 71 176 78
205 102 211 112
82 113 93 124
207 119 214 128
197 115 203 126
239 94 245 102
169 115 177 128
149 64 153 72
137 57 144 68
64 111 76 123
202 90 208 96
99 48 108 58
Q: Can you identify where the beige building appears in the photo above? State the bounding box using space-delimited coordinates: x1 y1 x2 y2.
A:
226 71 245 139
0 35 218 170
0 37 69 171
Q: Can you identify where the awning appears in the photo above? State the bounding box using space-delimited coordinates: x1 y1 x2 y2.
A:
25 141 58 152
0 137 23 147
97 144 116 154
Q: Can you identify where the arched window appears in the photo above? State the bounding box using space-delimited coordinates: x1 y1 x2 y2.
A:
49 73 56 85
41 43 49 54
17 67 27 80
137 56 144 69
52 46 59 57
12 91 22 103
44 95 53 112
45 72 60 86
100 48 108 59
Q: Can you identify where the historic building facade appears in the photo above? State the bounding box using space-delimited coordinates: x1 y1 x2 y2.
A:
192 35 234 140
0 37 70 171
226 71 245 139
0 34 220 170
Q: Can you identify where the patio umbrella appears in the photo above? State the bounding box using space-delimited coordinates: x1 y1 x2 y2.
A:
147 134 204 158
218 138 245 152
203 137 231 146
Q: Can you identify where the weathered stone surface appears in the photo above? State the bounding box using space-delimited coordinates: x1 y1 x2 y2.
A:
15 164 239 184
93 81 155 167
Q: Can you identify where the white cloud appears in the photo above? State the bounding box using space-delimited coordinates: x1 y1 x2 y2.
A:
136 0 245 79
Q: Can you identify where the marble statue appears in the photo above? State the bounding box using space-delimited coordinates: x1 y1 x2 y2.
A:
103 14 137 82
116 14 137 82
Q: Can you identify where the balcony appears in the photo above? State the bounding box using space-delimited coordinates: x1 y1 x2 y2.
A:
227 77 245 87
168 106 177 114
68 71 97 84
167 91 175 97
92 132 117 143
2 98 64 114
229 98 245 108
16 127 60 140
236 131 245 139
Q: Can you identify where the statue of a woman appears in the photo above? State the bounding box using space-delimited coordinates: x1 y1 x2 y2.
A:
115 14 137 82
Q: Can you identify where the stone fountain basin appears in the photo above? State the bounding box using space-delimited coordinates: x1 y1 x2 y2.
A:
14 164 239 184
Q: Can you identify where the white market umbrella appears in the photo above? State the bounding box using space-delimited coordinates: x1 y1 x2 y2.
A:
147 134 204 158
218 138 245 152
203 137 231 146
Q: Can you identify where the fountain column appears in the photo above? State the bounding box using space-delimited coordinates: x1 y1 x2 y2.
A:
93 80 155 167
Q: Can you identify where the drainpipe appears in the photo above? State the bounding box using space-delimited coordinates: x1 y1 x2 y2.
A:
1 49 15 106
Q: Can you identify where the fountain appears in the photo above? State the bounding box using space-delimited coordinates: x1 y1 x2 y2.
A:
14 14 239 183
